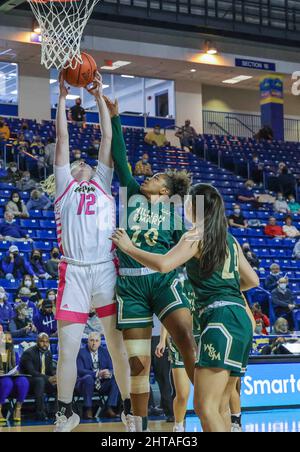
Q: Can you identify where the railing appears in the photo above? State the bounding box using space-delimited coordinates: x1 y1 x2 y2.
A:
203 110 300 142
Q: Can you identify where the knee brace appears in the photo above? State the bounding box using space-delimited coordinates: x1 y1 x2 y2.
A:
124 339 151 394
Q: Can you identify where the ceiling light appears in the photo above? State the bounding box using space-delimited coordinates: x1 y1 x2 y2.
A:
50 79 56 84
190 69 197 73
222 75 253 85
121 75 135 79
66 94 80 100
204 40 217 55
11 90 17 95
103 84 110 89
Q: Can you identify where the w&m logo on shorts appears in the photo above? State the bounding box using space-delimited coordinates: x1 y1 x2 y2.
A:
204 344 221 361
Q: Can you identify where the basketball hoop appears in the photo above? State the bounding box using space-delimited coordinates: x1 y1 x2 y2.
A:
27 0 100 70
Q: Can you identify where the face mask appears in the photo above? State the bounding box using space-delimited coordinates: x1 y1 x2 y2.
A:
20 296 30 303
52 252 59 259
33 255 40 261
5 342 13 351
75 155 81 160
11 167 17 173
23 176 30 182
142 160 148 165
247 186 253 190
255 326 263 334
278 197 283 201
48 295 56 302
253 158 259 163
279 283 287 290
12 197 19 203
24 280 32 288
234 209 241 215
243 247 250 253
290 199 295 204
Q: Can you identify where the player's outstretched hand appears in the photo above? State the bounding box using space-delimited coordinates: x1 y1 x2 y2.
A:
103 96 119 118
86 71 102 99
111 228 133 253
59 72 69 99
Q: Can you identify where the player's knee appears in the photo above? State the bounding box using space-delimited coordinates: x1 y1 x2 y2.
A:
172 326 195 350
124 339 151 394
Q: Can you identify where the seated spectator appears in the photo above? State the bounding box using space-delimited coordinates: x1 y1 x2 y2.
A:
288 195 300 215
76 332 120 419
87 138 100 159
271 277 296 331
237 180 260 209
175 120 198 151
19 275 43 305
45 247 60 280
30 136 45 157
251 303 270 335
6 162 22 184
264 217 285 238
265 263 283 292
0 287 14 332
0 212 33 243
277 162 287 176
0 245 34 280
0 331 30 422
19 333 57 421
16 171 36 192
273 192 290 214
5 191 29 219
145 125 169 148
45 289 57 314
242 242 260 270
26 189 52 211
20 123 34 144
278 167 296 198
293 239 300 260
250 154 264 185
72 149 82 162
33 300 57 336
9 303 37 338
228 204 248 228
83 308 103 338
30 250 51 280
0 118 10 141
254 319 267 336
272 317 291 335
134 154 153 177
44 138 55 174
14 287 38 321
282 216 300 238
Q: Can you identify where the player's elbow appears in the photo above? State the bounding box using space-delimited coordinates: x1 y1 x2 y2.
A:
157 261 172 274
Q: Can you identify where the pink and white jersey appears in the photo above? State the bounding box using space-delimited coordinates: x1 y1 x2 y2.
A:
54 163 116 265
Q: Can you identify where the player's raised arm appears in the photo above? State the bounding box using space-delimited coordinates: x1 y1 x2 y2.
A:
55 73 70 167
112 229 199 273
87 73 113 168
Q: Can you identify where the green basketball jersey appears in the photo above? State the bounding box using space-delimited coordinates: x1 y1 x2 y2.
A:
186 233 245 309
183 279 201 336
118 189 184 268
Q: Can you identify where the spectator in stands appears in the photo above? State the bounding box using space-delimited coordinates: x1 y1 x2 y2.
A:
293 240 300 260
30 250 51 280
254 319 267 336
0 118 10 141
87 138 100 159
26 189 52 211
277 162 287 176
272 317 290 335
6 162 22 184
0 287 14 332
30 136 45 156
9 302 37 338
250 154 264 185
273 192 290 214
33 300 57 337
271 277 296 330
20 123 34 144
237 180 260 209
16 171 36 192
228 204 248 229
44 138 55 174
19 333 57 421
264 216 285 238
0 212 32 243
14 287 38 321
72 149 82 162
45 247 60 280
76 332 120 419
45 290 57 314
0 331 30 423
0 246 34 280
5 191 29 219
134 154 153 177
282 216 300 238
251 303 270 335
255 125 274 141
242 242 260 270
265 263 283 292
175 120 198 151
288 195 300 215
19 275 43 306
68 97 86 127
278 167 296 198
145 125 169 148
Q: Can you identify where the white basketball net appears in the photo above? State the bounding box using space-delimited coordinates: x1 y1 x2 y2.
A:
27 0 100 70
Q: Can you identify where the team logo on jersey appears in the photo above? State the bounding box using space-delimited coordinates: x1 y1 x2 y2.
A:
203 344 221 361
74 185 96 194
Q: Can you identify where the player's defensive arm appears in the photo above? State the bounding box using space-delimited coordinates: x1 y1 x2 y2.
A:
238 243 260 291
55 74 70 167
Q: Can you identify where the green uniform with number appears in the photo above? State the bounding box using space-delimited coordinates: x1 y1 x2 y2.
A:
185 234 253 377
168 279 201 369
111 116 190 329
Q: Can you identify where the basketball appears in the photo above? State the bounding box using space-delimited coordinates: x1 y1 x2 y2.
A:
62 52 97 88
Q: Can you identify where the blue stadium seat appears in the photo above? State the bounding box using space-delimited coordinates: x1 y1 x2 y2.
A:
43 280 58 289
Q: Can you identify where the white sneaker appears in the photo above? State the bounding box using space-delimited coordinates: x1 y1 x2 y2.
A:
54 412 80 432
121 412 136 432
173 424 185 433
231 422 242 432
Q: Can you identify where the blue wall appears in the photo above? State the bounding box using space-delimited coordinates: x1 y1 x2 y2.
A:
0 104 18 117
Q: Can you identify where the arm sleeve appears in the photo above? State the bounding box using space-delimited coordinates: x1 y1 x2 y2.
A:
111 116 140 197
93 162 114 195
54 165 73 200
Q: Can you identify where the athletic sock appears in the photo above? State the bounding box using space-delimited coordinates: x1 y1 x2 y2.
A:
134 416 149 432
231 413 242 426
123 398 132 416
57 401 73 419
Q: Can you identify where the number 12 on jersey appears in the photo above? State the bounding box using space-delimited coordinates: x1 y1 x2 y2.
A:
77 194 96 215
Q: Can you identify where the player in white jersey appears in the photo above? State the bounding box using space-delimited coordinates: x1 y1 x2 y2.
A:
51 73 130 432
